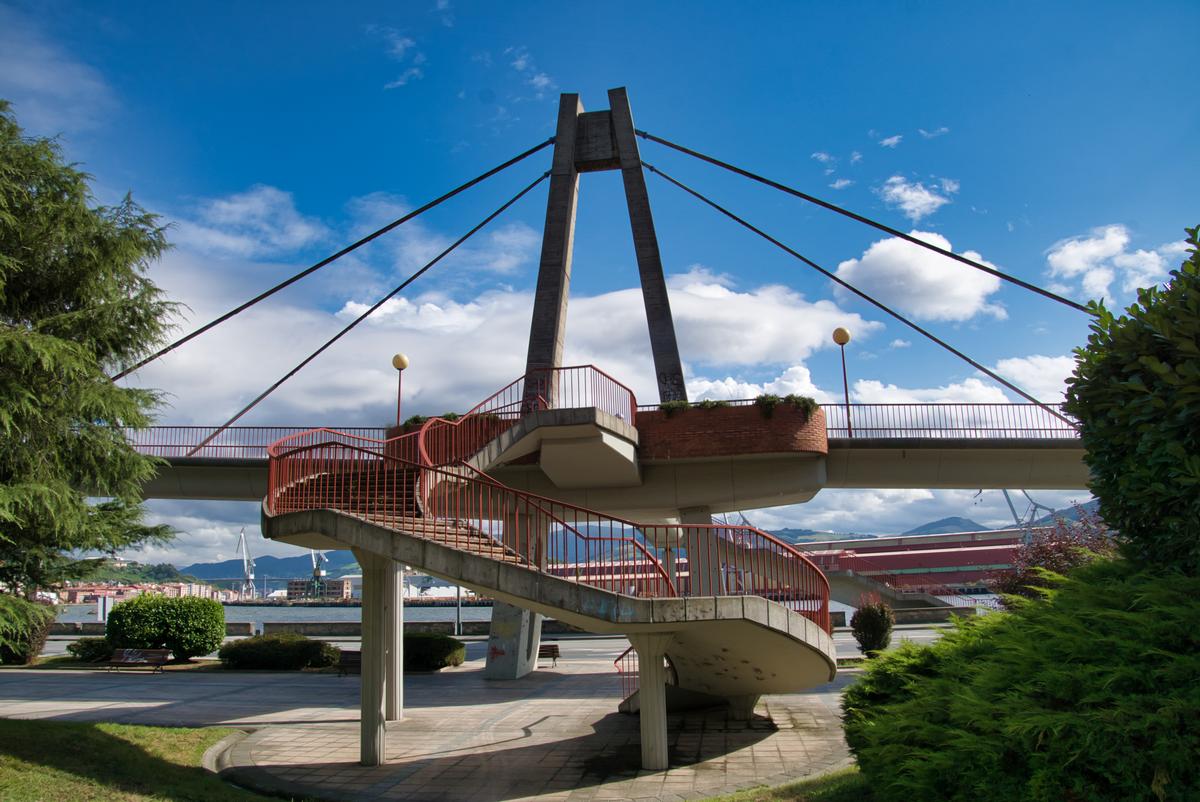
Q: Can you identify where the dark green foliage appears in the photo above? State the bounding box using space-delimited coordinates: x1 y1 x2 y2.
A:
438 412 461 421
695 399 731 410
843 559 1200 802
0 101 176 595
658 400 690 417
0 595 55 664
402 414 428 426
755 393 820 418
1064 228 1200 574
849 598 894 655
105 595 225 660
217 633 339 670
993 505 1119 604
404 632 466 671
66 636 113 662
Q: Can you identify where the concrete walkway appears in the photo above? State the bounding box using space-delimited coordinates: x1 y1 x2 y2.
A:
1 638 853 801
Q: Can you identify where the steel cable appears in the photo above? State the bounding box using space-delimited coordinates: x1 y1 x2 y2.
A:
113 137 555 381
641 160 1077 428
185 170 551 456
635 129 1091 315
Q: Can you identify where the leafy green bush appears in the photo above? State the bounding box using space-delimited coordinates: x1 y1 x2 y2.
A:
106 595 225 660
66 636 113 662
695 399 731 410
217 633 339 670
843 559 1200 802
0 596 56 665
405 632 465 671
658 400 690 417
1064 227 1200 574
850 598 894 655
755 393 820 418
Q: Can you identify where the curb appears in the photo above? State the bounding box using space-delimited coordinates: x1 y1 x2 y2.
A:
201 728 249 776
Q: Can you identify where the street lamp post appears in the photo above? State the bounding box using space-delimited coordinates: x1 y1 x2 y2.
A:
832 328 852 437
392 353 410 428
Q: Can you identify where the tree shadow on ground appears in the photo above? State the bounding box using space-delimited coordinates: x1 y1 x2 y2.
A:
0 718 262 801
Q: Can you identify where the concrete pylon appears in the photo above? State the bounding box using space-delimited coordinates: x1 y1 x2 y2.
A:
353 548 387 766
629 632 674 771
523 88 687 404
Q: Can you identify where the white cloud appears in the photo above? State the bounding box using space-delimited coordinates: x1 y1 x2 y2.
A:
811 152 835 164
849 151 862 164
888 339 911 349
990 354 1076 402
507 47 532 71
1045 224 1183 302
529 73 554 91
877 175 958 221
830 178 853 190
173 185 328 258
688 365 836 404
918 126 950 139
835 231 1006 321
385 68 424 89
434 0 454 27
0 7 116 135
853 377 1008 404
879 135 903 148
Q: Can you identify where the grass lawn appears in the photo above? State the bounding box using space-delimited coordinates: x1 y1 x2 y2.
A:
0 719 269 801
712 767 874 801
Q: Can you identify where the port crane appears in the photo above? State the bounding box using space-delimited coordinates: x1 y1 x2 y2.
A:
308 550 328 599
236 527 256 599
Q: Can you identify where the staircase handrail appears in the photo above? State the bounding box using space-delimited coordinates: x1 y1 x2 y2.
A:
266 435 829 630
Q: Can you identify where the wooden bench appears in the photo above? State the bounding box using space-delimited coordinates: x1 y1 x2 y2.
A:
337 649 361 676
538 643 560 666
106 648 171 673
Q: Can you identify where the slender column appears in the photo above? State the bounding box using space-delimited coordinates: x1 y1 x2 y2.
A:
384 560 404 722
628 632 673 771
485 504 546 679
524 94 583 405
608 86 687 403
353 549 387 766
680 505 722 595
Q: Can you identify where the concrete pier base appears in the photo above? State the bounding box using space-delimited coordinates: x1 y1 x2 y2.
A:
384 559 403 722
484 601 543 680
727 694 761 721
629 632 673 771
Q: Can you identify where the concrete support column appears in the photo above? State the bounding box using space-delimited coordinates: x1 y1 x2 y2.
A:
485 509 546 679
353 548 387 766
384 560 404 722
629 632 673 771
727 694 761 721
680 506 722 596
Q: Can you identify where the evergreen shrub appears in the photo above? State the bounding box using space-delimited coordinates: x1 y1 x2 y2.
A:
217 633 339 670
1064 227 1200 574
405 632 466 671
843 559 1200 802
66 636 113 662
0 596 56 664
106 595 225 660
850 597 894 655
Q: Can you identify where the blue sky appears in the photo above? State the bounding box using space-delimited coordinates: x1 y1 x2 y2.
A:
3 1 1195 565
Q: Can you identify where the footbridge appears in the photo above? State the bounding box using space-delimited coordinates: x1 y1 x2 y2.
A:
111 88 1100 771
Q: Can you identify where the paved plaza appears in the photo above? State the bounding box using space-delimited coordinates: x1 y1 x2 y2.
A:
2 637 854 801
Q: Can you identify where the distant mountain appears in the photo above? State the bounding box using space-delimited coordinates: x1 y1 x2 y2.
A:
770 528 873 544
902 517 988 535
1030 499 1101 527
180 550 357 580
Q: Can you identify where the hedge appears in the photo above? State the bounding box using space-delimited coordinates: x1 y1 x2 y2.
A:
843 560 1200 802
106 595 225 660
217 633 339 670
0 596 56 665
405 632 466 671
66 637 114 663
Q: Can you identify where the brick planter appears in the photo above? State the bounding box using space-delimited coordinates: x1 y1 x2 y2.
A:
636 404 827 460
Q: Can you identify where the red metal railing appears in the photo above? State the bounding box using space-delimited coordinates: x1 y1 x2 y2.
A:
265 436 831 630
124 425 389 459
417 365 638 468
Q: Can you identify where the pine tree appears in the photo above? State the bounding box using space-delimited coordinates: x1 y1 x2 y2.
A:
0 100 176 595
